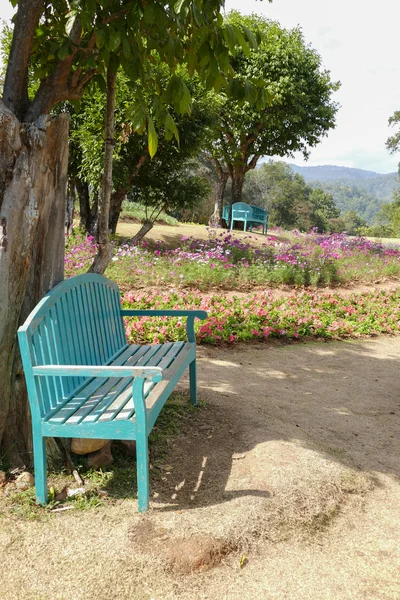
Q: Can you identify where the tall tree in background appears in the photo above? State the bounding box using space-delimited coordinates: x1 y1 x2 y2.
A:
0 0 258 463
69 68 218 238
243 160 341 232
210 12 339 224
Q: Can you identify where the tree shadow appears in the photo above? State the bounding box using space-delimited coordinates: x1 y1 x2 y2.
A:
148 339 400 511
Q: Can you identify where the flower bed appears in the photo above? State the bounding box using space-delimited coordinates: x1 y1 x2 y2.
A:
121 287 400 345
65 229 400 291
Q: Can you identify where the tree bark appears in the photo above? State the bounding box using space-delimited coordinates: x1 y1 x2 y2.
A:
131 220 154 245
109 188 127 234
65 179 75 235
88 67 116 274
109 155 147 234
0 102 69 463
2 0 43 120
76 178 98 235
210 160 229 227
230 169 246 206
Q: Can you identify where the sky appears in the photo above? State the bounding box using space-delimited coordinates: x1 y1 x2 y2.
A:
225 0 400 173
1 0 399 173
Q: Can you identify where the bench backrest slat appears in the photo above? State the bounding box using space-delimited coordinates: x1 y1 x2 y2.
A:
222 202 267 223
18 274 127 417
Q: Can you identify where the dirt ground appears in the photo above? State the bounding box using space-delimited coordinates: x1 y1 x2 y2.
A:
116 221 400 249
1 336 400 599
116 221 287 246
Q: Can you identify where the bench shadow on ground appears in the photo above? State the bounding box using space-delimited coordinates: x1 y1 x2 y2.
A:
137 340 400 512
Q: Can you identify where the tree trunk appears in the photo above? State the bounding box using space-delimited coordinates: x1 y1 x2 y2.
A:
231 169 246 206
210 160 229 227
65 179 75 235
109 188 127 234
0 102 69 463
131 220 153 245
88 67 116 274
109 155 147 234
76 178 98 235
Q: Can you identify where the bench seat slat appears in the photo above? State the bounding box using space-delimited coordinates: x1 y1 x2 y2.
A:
47 342 189 426
93 343 174 423
97 342 182 422
146 343 196 430
120 341 186 421
114 341 185 421
63 344 161 425
46 344 139 423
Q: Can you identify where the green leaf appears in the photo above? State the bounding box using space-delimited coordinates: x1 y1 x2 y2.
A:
227 77 244 101
129 102 147 134
109 30 121 53
122 37 131 59
164 112 180 144
66 11 77 36
144 5 155 24
58 44 69 61
174 0 186 14
244 80 257 105
234 26 250 58
147 115 158 158
94 74 107 94
242 25 258 50
108 53 120 74
96 29 105 50
223 24 237 53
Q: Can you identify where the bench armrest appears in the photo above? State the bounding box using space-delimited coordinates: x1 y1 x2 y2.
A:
32 365 163 382
120 310 207 320
121 309 207 343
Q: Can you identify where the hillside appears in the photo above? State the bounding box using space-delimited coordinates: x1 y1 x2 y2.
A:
288 164 399 224
289 164 397 182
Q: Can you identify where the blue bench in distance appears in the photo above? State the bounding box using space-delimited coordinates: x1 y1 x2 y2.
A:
18 273 207 512
222 202 268 235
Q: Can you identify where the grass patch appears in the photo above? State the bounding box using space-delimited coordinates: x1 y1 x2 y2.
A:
226 469 374 550
120 201 179 226
0 394 198 520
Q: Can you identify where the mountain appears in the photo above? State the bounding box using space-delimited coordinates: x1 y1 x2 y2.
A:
288 164 399 224
289 164 397 182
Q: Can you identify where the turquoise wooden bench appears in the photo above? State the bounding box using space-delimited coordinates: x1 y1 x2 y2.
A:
18 274 207 512
222 202 268 235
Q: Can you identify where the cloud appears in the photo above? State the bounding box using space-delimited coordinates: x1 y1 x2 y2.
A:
225 0 400 173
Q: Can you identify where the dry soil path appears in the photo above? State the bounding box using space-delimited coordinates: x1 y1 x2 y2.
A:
1 337 400 599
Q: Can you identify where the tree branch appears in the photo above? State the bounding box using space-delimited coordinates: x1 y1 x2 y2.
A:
247 154 260 171
24 17 83 122
2 0 44 120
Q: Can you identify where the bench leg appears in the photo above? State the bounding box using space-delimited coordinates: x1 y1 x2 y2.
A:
189 359 198 406
136 432 150 512
33 433 48 505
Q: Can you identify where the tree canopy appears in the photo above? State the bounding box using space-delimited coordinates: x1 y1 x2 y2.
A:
208 11 339 219
0 0 264 461
243 160 342 232
69 67 217 237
